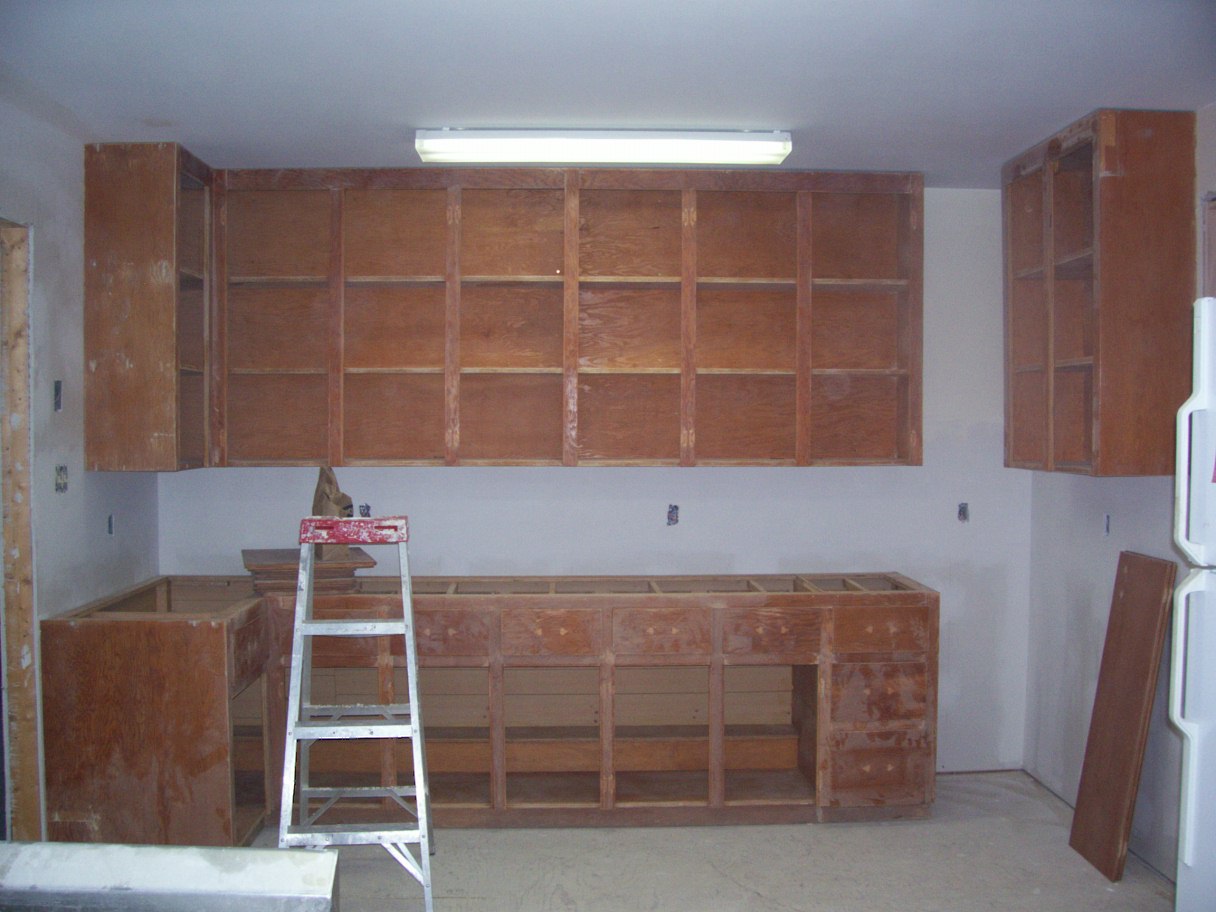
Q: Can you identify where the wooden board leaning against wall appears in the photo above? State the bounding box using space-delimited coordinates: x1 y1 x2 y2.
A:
84 149 924 469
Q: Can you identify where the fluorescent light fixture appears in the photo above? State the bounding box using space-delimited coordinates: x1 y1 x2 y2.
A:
414 129 792 165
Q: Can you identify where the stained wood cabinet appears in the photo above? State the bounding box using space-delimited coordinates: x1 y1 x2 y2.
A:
85 143 211 470
264 572 939 826
1002 109 1195 475
41 579 269 846
215 169 922 467
85 154 922 468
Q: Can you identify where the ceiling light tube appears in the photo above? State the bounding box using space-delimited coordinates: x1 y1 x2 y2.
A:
414 129 792 165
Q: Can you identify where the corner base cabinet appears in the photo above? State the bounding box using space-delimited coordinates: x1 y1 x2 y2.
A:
41 579 269 846
266 572 939 826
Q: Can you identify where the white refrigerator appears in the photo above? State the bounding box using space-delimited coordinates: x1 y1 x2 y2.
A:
1172 295 1216 912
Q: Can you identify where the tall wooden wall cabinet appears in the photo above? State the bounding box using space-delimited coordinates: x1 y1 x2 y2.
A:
1002 109 1195 475
86 147 923 468
85 143 210 470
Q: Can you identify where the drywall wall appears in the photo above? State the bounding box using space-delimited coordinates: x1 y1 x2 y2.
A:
159 188 1033 774
1024 474 1181 876
1022 101 1216 879
0 97 159 618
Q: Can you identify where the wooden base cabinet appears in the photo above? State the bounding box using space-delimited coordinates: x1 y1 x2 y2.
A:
266 572 938 826
41 579 270 846
1003 109 1195 475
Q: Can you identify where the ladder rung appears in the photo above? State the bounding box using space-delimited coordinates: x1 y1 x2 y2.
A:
302 702 412 719
300 619 408 636
292 719 415 740
301 785 419 800
282 823 423 847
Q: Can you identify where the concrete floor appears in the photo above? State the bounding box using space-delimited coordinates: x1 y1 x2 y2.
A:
264 771 1175 912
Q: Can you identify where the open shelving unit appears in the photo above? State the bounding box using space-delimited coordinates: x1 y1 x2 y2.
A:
204 167 923 468
86 156 923 469
1002 108 1195 475
264 571 938 826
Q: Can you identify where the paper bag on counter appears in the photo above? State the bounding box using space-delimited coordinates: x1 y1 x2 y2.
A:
312 466 353 561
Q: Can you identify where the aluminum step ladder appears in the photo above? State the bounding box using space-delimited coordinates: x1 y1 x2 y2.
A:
279 515 434 912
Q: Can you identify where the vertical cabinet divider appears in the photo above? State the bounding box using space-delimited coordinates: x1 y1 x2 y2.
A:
681 188 697 466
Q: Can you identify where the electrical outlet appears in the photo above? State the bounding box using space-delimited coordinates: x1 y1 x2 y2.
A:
667 504 679 525
957 502 969 522
54 464 68 493
359 503 372 518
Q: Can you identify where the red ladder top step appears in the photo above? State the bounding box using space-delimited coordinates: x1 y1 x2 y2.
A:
299 516 409 545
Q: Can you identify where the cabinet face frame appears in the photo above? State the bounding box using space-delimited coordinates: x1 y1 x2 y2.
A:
263 571 938 826
206 167 922 467
1002 109 1195 476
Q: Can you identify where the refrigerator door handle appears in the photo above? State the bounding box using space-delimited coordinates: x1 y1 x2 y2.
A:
1174 299 1216 565
1171 569 1204 866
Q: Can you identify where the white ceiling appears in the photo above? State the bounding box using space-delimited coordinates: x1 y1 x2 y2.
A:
2 0 1214 187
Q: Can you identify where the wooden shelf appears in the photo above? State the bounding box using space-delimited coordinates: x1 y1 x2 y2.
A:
345 275 445 286
697 276 796 288
578 275 681 285
462 274 564 284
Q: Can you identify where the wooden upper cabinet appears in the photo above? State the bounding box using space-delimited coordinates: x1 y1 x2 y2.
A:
85 143 211 471
1002 109 1196 475
88 161 921 468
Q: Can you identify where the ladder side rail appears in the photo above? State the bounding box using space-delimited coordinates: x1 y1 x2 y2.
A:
278 539 315 844
400 538 435 870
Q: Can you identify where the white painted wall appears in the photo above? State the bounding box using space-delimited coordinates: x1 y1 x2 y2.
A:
1021 101 1216 878
158 189 1033 774
0 97 159 618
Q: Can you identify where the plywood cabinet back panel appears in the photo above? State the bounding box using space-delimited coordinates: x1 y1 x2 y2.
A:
460 284 563 370
577 374 681 461
226 373 329 462
811 193 903 280
696 288 796 371
458 373 563 462
696 191 796 279
227 190 331 278
579 190 682 277
578 286 682 370
227 286 329 370
342 188 446 278
808 374 901 461
695 374 796 462
343 373 445 461
462 189 564 277
344 284 446 369
810 289 901 371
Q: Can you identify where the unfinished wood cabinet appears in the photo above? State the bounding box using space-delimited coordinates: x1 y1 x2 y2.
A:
265 572 938 826
214 168 922 466
41 578 269 846
85 143 211 470
1002 109 1195 475
221 189 332 464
